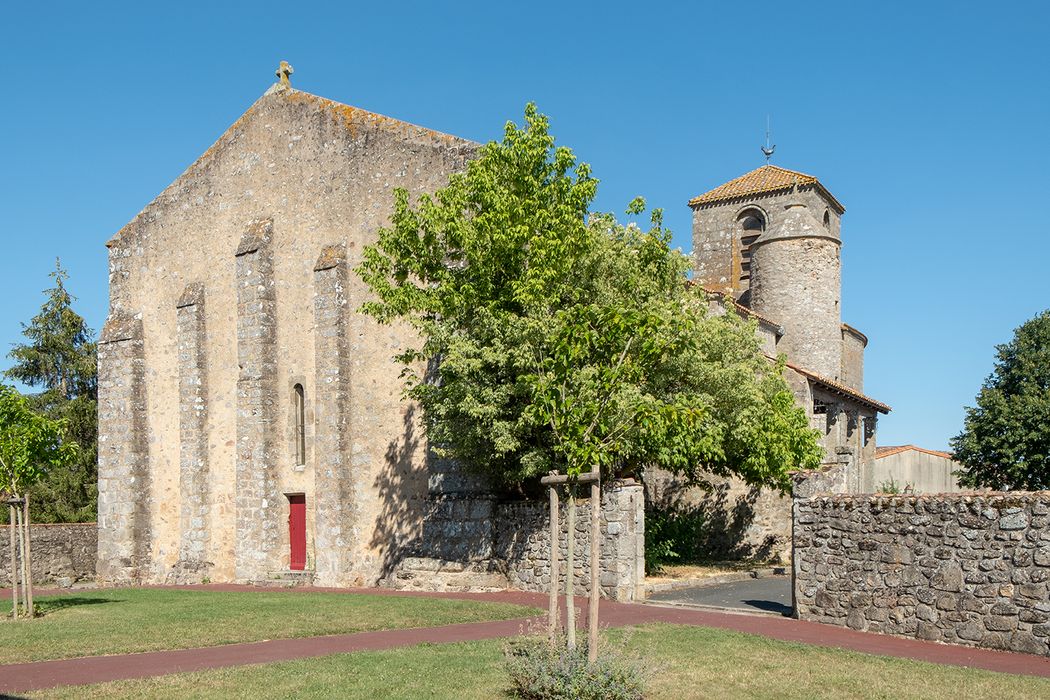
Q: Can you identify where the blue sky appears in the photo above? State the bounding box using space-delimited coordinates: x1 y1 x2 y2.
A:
2 1 1047 450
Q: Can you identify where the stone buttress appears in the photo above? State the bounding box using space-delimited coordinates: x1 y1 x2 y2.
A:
96 313 151 583
234 218 282 580
312 244 356 585
171 282 211 582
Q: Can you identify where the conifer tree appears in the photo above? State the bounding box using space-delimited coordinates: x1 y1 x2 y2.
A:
5 260 98 522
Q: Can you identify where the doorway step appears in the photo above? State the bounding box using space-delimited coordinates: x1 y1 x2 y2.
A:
386 557 508 592
252 570 316 587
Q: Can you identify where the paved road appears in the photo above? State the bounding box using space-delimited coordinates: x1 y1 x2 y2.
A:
647 576 792 616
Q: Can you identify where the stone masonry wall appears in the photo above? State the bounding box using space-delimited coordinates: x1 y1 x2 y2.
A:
647 467 792 564
840 326 865 392
750 236 842 381
1 523 97 586
794 492 1050 656
496 480 645 601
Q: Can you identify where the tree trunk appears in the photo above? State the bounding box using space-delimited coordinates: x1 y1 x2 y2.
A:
23 493 33 617
565 487 576 651
8 504 17 620
548 485 559 645
588 474 600 663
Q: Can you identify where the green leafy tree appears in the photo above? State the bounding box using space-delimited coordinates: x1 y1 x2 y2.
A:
1 384 78 617
358 104 822 657
5 260 98 522
951 310 1050 490
357 104 821 490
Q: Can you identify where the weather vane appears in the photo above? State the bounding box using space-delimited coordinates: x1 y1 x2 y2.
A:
761 115 776 164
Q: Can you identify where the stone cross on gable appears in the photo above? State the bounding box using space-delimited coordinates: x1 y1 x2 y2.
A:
276 61 294 88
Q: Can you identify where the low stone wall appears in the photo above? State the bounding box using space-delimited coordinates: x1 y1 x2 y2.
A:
496 479 645 601
791 458 856 498
0 522 98 586
647 468 792 564
419 494 497 563
794 493 1050 656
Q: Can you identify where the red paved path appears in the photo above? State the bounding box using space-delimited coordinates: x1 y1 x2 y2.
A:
2 585 1048 694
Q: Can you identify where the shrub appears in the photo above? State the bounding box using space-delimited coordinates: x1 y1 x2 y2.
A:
877 477 913 494
644 506 708 574
504 634 647 700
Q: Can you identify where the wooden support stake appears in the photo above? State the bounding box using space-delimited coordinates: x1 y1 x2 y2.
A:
8 504 17 619
23 493 32 618
588 472 600 663
16 501 28 618
565 489 576 650
548 485 559 644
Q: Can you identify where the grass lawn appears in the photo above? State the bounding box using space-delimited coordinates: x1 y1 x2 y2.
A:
0 588 537 663
31 623 1050 699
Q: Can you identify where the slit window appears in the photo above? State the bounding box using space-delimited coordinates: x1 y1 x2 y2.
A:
294 383 306 466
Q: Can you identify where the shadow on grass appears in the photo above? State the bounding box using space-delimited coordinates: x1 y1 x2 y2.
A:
29 597 122 616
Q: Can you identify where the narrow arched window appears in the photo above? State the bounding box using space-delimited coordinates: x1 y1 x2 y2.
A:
823 210 831 229
737 210 765 282
293 384 306 466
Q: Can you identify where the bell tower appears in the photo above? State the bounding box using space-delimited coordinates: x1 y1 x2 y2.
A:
689 165 847 379
690 165 844 302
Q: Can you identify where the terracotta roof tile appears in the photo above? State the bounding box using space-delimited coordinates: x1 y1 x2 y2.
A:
780 358 892 414
688 165 844 213
690 282 784 333
875 445 953 460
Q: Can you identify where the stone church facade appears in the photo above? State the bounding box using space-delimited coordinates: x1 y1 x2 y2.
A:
97 81 476 587
97 74 888 590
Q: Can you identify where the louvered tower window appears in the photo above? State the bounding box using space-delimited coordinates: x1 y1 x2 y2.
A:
738 210 765 282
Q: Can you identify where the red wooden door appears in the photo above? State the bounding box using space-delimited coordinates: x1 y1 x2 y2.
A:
288 494 306 571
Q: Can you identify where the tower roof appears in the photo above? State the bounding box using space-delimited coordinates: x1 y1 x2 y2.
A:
688 165 844 213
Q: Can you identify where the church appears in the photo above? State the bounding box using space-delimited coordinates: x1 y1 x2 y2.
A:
646 166 894 561
96 67 890 590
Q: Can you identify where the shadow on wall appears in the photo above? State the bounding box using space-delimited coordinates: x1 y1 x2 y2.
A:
644 471 785 568
369 405 425 583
